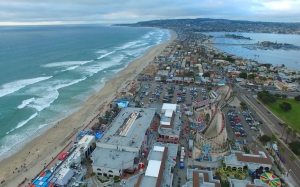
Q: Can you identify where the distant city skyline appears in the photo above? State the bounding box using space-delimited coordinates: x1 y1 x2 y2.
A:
0 0 300 25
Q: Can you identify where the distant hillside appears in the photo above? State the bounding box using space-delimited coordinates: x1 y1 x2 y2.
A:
113 18 300 34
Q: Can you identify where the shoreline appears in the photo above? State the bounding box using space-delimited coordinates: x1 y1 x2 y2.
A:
0 29 178 187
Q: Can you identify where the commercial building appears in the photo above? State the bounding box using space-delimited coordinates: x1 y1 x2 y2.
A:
120 143 178 187
158 103 181 139
91 107 156 177
224 150 273 172
182 169 221 187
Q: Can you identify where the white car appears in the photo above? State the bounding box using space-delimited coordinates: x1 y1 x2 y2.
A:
251 126 258 131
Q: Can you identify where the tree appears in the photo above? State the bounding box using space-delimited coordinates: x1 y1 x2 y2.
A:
240 102 248 110
257 91 277 104
259 135 271 145
281 94 287 99
285 128 292 143
281 123 288 138
105 110 111 117
274 93 281 99
289 141 300 155
288 155 296 176
247 74 255 80
291 129 298 142
279 147 285 155
294 95 300 101
263 77 267 81
98 117 104 124
239 72 247 79
203 72 211 78
271 134 277 143
279 102 292 112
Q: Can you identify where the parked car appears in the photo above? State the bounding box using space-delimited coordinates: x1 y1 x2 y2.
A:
250 126 258 131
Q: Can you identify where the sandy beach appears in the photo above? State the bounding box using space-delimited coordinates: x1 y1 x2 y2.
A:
0 29 177 187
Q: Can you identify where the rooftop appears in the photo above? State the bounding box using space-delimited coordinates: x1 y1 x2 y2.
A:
97 107 155 150
183 169 221 187
91 147 136 169
121 143 177 187
225 151 272 168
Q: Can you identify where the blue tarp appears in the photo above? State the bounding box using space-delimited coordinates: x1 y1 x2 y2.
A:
77 130 89 138
95 133 103 139
42 177 47 182
46 173 51 178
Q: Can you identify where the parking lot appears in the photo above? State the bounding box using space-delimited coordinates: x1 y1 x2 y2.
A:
224 107 260 150
136 82 211 109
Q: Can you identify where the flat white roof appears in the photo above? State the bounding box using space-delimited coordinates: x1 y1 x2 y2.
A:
145 160 161 177
78 135 94 145
153 146 165 152
165 109 173 117
162 103 177 112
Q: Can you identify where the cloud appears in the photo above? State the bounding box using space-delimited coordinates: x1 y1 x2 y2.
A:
0 0 299 25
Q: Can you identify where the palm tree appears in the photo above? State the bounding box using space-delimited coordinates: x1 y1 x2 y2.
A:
285 128 292 143
291 129 298 142
281 123 288 138
287 155 296 177
271 134 277 142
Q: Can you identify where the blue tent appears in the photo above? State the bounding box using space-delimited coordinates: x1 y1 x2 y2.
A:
95 133 103 139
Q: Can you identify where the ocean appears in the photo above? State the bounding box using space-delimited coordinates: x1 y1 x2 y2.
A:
203 32 300 70
0 25 170 160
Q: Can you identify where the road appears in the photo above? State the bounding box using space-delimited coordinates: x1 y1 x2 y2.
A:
212 65 300 186
233 84 300 186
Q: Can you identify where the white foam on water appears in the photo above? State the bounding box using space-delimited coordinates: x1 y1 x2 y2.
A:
65 65 79 71
38 124 48 129
97 50 116 59
28 88 59 112
27 77 87 112
117 40 141 50
17 97 35 109
16 112 38 129
53 77 87 90
42 60 93 68
0 76 52 98
96 49 108 54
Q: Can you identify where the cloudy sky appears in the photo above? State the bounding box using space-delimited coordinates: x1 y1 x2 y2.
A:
0 0 299 25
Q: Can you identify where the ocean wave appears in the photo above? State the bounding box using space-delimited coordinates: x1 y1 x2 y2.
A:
53 77 87 90
0 76 52 98
142 32 155 39
27 77 87 112
28 88 59 112
16 112 37 129
117 40 141 50
96 49 108 54
97 50 116 59
38 124 47 129
42 60 93 68
17 97 35 109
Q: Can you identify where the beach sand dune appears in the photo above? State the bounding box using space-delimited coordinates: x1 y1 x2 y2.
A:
0 29 177 187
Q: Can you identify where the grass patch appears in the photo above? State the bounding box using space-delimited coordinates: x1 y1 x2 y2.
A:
266 99 300 132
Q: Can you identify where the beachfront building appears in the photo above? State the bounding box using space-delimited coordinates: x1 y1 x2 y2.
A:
91 107 156 177
224 150 273 173
157 103 181 140
182 169 221 187
120 143 177 187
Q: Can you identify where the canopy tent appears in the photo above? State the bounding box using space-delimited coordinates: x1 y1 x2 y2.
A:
58 152 67 160
95 132 103 139
260 172 281 187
